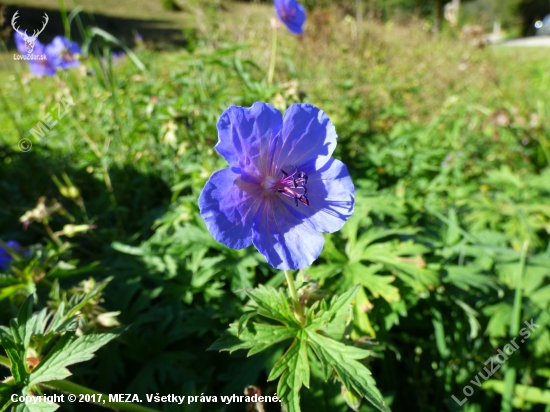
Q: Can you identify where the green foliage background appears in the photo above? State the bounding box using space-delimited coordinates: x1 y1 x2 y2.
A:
0 1 550 411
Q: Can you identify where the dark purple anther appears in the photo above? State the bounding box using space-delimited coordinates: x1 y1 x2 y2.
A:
272 166 309 207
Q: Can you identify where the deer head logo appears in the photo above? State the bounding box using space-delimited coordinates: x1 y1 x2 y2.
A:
12 11 49 54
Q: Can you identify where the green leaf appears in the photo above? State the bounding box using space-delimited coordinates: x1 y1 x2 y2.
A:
208 322 297 355
11 296 40 352
28 328 121 385
212 284 389 412
268 337 310 412
246 285 298 326
312 284 359 336
0 383 18 411
483 379 550 406
307 332 390 412
344 264 400 303
26 399 60 412
0 328 27 384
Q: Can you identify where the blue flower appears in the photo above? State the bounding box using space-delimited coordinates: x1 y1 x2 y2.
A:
0 241 22 270
46 36 81 70
274 0 306 34
199 102 354 270
14 34 56 77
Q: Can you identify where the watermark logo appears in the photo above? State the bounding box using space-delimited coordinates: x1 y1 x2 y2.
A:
451 318 540 406
12 10 49 60
19 97 75 152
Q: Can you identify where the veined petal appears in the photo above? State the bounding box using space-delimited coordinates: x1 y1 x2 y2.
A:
216 103 283 178
271 103 337 175
281 158 355 233
199 168 263 250
252 197 325 270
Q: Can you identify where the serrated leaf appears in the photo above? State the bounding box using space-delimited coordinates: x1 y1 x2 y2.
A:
345 264 400 303
246 285 297 326
307 332 390 412
15 296 34 342
29 329 121 385
0 328 27 384
208 322 297 355
313 284 360 332
212 285 389 412
269 338 309 412
237 312 256 336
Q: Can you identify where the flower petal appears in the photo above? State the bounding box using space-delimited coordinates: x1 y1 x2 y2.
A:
252 197 325 270
280 158 355 233
274 0 306 34
271 103 337 175
14 34 27 54
199 168 263 249
216 103 283 178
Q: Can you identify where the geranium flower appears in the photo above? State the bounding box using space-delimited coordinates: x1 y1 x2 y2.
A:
14 35 56 77
199 102 354 270
274 0 306 34
46 35 81 69
0 241 23 270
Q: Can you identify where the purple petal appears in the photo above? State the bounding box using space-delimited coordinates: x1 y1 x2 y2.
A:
270 103 337 175
0 241 21 270
29 59 57 77
14 33 27 54
199 168 263 250
274 0 307 35
46 36 81 70
216 103 283 178
252 197 325 270
281 158 354 233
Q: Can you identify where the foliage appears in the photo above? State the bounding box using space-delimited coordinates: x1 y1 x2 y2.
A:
1 2 549 411
0 294 121 411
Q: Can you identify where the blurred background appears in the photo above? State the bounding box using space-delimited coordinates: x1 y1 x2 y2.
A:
0 0 550 411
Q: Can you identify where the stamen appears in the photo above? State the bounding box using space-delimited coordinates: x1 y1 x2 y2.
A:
270 166 309 207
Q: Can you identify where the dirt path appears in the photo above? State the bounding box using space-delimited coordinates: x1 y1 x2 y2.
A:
499 36 550 47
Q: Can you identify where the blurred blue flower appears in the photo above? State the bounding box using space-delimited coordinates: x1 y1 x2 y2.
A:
274 0 306 34
46 35 81 69
14 34 57 77
199 102 354 270
0 241 23 270
101 51 125 67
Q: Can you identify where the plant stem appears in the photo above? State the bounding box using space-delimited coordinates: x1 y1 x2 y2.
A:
501 240 529 412
44 224 64 248
0 355 158 412
0 355 10 368
267 23 278 86
284 270 304 323
58 0 71 39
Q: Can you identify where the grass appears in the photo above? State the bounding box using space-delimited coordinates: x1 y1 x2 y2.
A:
1 1 550 411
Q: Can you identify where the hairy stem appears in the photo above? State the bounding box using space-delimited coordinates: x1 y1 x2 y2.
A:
284 270 304 323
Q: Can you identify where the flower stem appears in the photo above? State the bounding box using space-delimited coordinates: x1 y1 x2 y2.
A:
0 355 158 412
267 23 278 86
284 270 304 323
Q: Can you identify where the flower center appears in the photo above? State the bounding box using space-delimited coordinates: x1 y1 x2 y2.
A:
281 7 296 20
264 166 309 207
